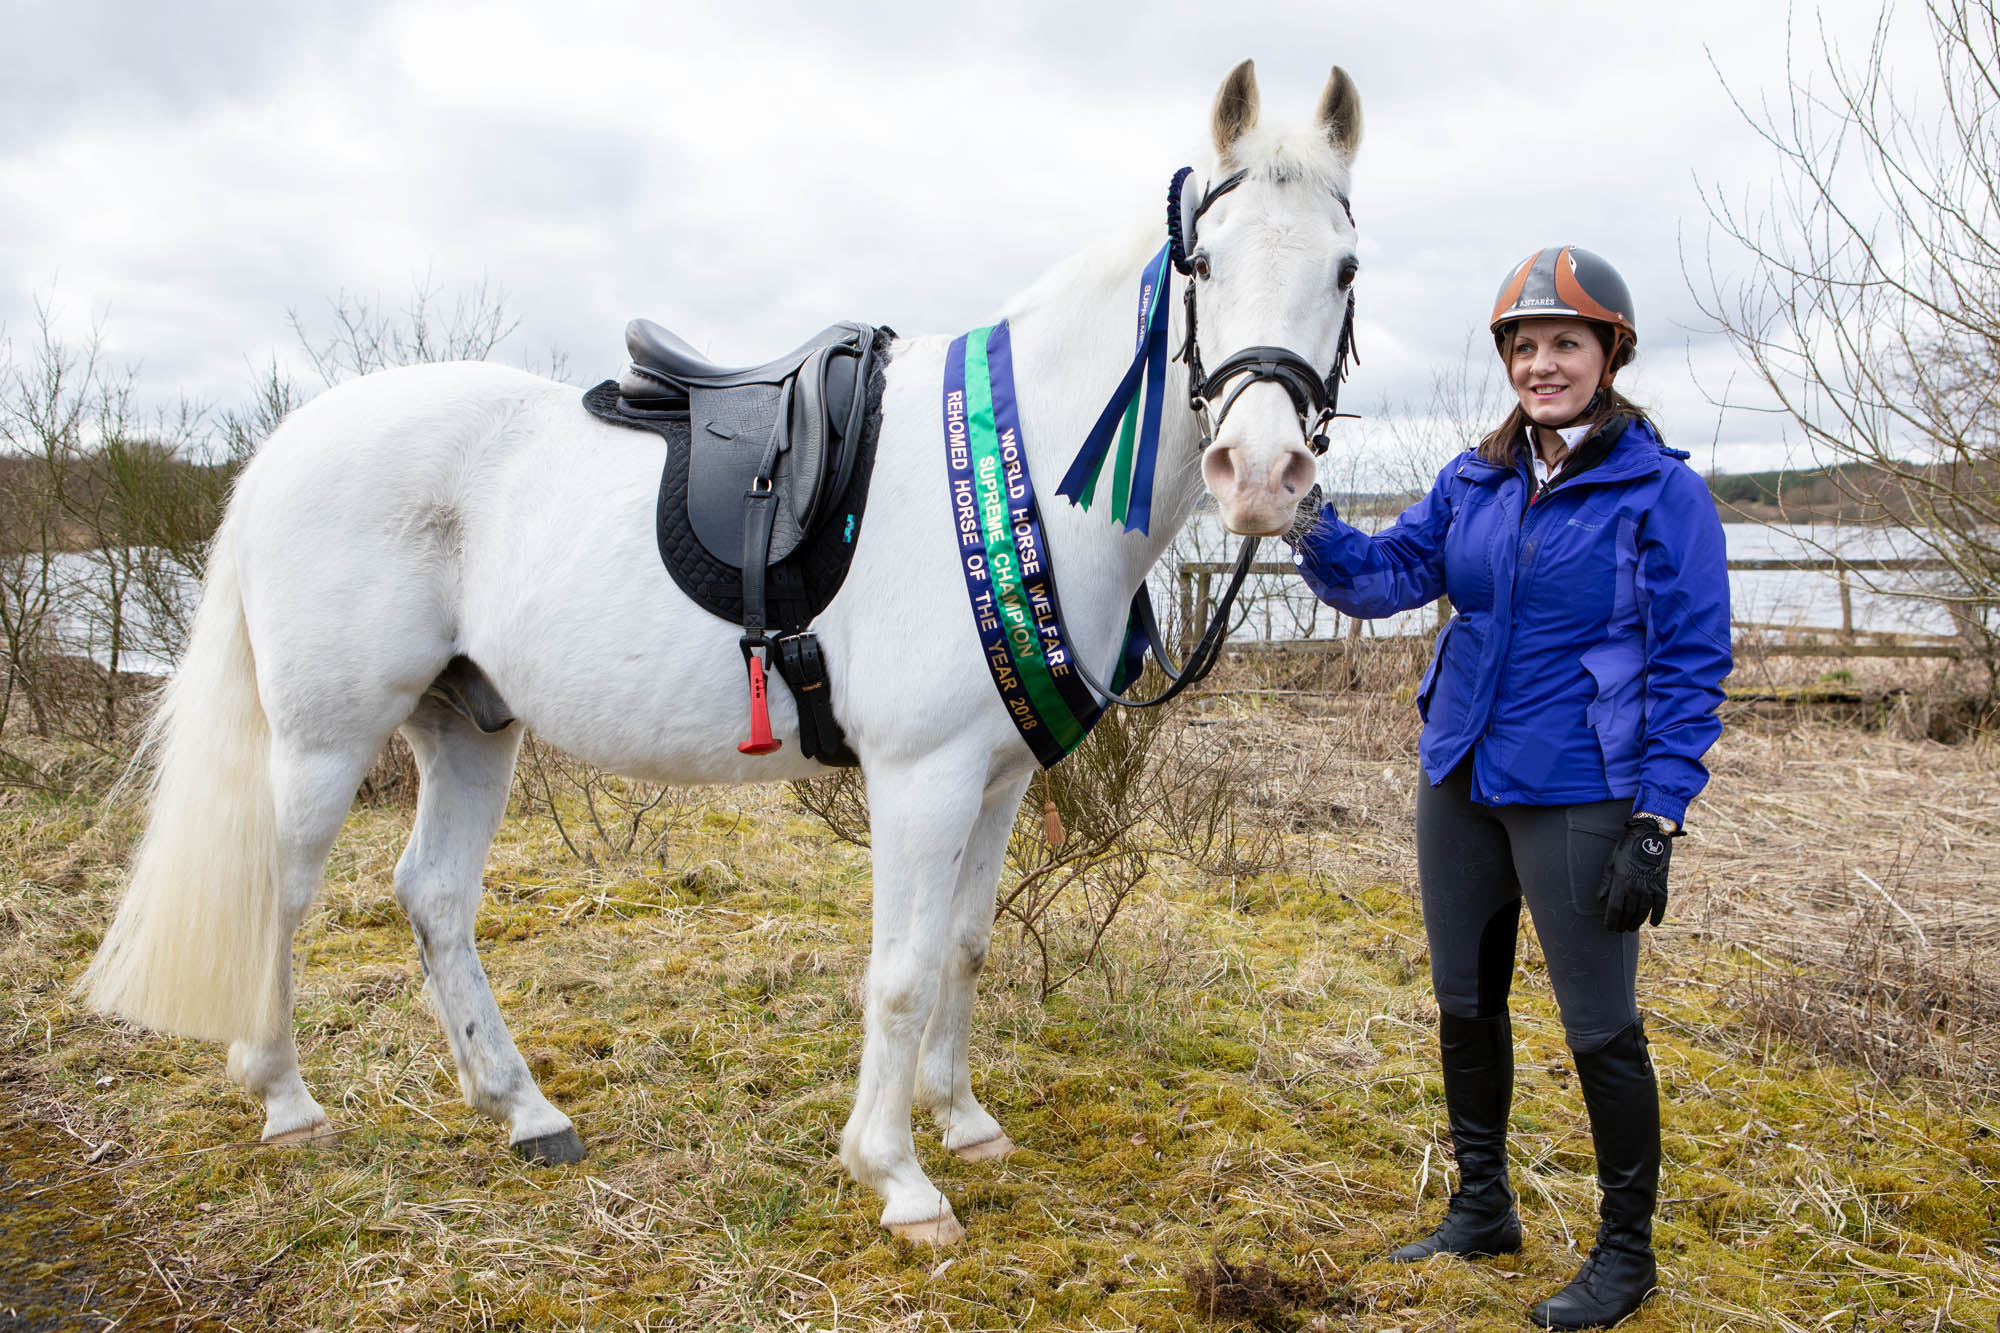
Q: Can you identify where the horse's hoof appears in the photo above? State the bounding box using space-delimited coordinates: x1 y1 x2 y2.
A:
263 1120 336 1147
513 1128 587 1166
886 1212 966 1246
953 1133 1015 1163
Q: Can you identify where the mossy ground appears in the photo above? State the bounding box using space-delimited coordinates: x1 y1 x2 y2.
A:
1 704 1996 1331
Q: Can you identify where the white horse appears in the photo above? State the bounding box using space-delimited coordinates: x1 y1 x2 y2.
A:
83 60 1361 1245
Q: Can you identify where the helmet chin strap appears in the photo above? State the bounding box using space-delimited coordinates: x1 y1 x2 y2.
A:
1552 387 1607 430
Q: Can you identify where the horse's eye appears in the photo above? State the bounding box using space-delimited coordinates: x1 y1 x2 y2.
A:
1339 260 1359 288
1192 253 1212 281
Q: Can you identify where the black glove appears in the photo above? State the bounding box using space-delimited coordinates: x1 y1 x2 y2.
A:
1282 483 1326 549
1599 818 1672 931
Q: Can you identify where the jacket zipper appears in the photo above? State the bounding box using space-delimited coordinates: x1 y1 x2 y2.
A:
1462 437 1660 785
1490 464 1627 725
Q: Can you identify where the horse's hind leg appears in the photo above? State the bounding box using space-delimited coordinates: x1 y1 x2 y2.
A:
394 699 582 1164
228 739 383 1142
914 771 1028 1160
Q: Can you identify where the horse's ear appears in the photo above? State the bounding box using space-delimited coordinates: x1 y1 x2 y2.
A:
1316 65 1363 158
1211 59 1260 161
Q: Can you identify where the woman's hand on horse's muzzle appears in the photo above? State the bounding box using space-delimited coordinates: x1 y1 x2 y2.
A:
1281 483 1326 549
1600 818 1672 932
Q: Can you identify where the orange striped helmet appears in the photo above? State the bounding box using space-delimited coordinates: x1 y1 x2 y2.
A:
1489 246 1637 383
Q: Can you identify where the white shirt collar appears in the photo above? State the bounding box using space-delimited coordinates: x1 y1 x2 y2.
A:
1528 424 1594 486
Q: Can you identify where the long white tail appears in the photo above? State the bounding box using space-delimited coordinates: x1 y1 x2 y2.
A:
83 518 286 1044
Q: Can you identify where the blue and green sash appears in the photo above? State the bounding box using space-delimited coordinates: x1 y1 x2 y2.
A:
943 321 1111 767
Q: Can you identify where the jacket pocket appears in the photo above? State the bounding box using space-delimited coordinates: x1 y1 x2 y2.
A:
1580 639 1644 788
1416 617 1457 722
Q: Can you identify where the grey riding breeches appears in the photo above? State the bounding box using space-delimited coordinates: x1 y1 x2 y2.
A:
1415 760 1640 1053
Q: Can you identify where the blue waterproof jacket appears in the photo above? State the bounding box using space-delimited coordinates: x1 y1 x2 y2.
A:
1294 417 1732 824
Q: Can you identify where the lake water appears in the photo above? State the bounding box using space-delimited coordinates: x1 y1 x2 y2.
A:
29 550 192 676
1167 516 1962 644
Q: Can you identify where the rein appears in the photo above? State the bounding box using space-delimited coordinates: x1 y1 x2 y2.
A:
1065 535 1261 709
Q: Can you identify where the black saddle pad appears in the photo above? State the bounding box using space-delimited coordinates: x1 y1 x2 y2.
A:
581 328 893 632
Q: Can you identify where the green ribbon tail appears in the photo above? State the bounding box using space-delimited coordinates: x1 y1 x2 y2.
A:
1110 394 1138 524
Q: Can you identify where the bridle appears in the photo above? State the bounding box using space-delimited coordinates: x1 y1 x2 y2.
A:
1069 166 1360 711
1167 165 1360 458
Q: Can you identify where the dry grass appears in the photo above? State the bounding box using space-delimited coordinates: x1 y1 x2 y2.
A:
1 661 1997 1331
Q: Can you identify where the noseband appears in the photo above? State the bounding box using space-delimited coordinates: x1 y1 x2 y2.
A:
1165 166 1359 456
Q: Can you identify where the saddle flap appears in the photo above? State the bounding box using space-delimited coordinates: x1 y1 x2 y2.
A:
618 320 878 571
687 380 808 566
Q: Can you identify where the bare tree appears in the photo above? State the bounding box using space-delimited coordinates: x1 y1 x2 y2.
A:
0 276 558 769
0 300 226 742
1358 334 1508 502
289 273 532 388
1698 0 2000 690
0 303 120 740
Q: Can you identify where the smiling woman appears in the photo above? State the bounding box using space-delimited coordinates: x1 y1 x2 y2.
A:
1288 244 1733 1329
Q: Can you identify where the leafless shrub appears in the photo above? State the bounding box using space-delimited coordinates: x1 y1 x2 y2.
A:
511 733 706 868
790 768 870 848
1698 0 2000 695
791 671 1284 999
355 733 420 808
997 840 1151 1000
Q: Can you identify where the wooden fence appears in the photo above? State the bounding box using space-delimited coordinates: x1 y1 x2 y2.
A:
1177 556 1978 659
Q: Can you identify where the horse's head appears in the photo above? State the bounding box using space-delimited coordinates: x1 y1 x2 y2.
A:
1185 61 1362 536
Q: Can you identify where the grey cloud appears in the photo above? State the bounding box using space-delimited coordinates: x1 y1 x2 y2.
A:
0 0 1919 474
0 0 394 149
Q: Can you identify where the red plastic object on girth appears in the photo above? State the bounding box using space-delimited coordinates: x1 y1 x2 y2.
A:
738 654 782 755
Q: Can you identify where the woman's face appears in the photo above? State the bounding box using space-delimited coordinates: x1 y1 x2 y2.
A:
1507 318 1608 427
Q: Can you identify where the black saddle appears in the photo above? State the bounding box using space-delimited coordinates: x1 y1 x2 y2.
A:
583 321 892 766
619 319 875 567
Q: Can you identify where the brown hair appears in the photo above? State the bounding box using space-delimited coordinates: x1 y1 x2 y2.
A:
1477 322 1649 465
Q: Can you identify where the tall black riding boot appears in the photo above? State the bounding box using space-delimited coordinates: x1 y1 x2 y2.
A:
1530 1022 1661 1328
1391 1012 1522 1262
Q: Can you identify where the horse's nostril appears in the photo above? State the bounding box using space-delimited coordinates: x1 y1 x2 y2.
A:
1279 448 1317 500
1201 445 1242 495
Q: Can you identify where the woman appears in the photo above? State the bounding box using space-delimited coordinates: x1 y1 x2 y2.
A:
1289 247 1731 1329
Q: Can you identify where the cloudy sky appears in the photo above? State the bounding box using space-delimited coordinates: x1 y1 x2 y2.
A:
0 0 1931 478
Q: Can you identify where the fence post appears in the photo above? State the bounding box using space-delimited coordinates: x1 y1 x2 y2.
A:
1178 566 1195 649
1837 567 1854 644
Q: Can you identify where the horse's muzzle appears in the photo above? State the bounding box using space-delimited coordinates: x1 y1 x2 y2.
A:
1203 436 1317 536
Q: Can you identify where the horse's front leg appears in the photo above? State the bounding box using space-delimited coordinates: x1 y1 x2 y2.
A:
839 747 990 1244
914 770 1029 1161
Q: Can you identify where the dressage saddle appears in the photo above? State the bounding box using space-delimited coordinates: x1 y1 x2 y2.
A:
619 319 875 569
584 318 888 765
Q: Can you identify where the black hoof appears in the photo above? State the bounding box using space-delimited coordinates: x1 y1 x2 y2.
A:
513 1128 586 1166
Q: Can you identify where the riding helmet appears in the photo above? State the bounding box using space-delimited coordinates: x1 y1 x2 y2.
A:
1489 246 1637 381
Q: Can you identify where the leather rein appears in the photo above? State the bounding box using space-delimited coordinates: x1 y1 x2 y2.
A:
1069 167 1359 710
